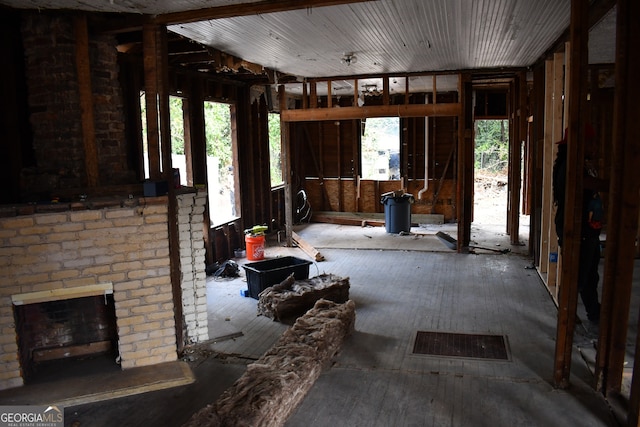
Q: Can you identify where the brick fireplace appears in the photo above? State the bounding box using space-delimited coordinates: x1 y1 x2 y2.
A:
0 12 210 389
0 193 208 390
13 289 118 382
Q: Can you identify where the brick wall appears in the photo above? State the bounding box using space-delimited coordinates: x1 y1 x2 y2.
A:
20 12 134 200
0 197 178 390
177 190 209 343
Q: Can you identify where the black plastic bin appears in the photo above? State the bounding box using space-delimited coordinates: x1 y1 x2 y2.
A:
381 192 415 233
242 256 313 299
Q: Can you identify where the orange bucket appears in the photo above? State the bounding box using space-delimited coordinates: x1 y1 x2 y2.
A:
245 234 265 261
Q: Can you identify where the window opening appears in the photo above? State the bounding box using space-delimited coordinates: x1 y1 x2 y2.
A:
140 95 237 226
268 113 283 187
139 91 149 180
361 117 400 180
169 96 187 186
204 101 237 226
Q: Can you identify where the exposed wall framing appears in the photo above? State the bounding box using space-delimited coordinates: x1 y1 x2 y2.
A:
278 73 464 247
538 52 566 300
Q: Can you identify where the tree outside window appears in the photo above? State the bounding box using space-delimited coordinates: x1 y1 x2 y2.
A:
141 94 237 226
361 117 400 180
268 113 283 187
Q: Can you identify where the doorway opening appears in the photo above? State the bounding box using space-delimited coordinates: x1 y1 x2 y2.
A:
473 119 509 227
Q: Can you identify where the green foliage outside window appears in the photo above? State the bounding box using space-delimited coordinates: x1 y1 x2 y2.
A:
361 117 399 180
203 101 232 183
268 113 283 187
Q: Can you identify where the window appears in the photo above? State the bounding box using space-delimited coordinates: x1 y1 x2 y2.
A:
361 117 400 180
169 96 187 186
268 113 283 187
140 94 238 226
204 101 237 226
139 93 187 183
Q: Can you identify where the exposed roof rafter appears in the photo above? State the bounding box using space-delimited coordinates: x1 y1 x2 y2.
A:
154 0 376 25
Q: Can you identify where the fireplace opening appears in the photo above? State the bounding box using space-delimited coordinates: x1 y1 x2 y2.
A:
14 294 119 384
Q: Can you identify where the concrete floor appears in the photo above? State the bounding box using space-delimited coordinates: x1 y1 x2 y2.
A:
1 219 624 426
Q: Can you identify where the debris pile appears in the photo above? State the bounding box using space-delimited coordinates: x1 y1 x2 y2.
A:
182 299 356 427
257 274 350 321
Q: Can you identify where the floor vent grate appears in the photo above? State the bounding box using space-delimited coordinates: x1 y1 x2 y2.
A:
412 331 510 361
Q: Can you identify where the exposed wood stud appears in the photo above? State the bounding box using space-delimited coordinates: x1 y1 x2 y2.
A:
456 74 473 252
383 76 390 106
538 55 563 294
432 75 437 104
508 71 526 245
302 81 308 109
405 75 410 105
336 120 342 211
353 78 359 107
143 23 162 180
74 14 99 187
553 0 589 389
596 0 640 404
280 85 293 247
310 81 318 108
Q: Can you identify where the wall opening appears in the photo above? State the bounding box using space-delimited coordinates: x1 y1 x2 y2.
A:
361 117 400 180
269 112 283 188
473 119 509 226
204 101 237 226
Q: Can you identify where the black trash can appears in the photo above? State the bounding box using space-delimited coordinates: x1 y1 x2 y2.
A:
380 192 415 233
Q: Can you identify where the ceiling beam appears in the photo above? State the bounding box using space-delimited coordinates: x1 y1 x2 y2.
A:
154 0 376 25
280 103 461 122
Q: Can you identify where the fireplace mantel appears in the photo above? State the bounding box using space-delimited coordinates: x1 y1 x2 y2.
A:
11 283 113 306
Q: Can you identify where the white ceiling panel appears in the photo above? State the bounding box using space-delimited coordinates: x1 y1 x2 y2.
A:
1 0 615 82
168 0 573 79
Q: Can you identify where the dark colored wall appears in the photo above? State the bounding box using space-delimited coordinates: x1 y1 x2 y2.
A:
18 12 134 202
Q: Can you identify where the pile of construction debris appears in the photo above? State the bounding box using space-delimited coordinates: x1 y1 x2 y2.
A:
257 273 350 321
182 299 355 427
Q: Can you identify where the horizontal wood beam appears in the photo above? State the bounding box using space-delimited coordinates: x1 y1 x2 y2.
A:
155 0 375 25
281 103 461 122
